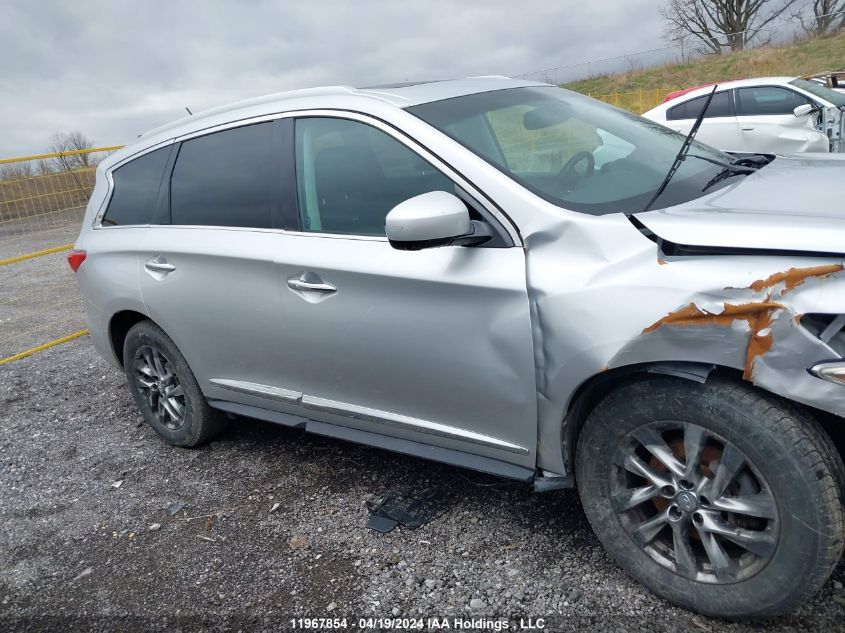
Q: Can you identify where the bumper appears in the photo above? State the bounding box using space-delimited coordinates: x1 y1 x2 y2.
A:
82 297 123 369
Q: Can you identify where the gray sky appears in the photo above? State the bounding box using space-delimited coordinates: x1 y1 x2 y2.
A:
0 1 665 157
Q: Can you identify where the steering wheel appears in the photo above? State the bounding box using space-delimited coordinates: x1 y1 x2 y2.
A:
556 151 595 190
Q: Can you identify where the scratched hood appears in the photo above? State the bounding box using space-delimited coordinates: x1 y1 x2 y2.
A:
634 153 845 256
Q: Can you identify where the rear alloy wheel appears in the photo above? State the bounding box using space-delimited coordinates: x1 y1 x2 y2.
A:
576 376 844 619
123 320 227 447
134 345 187 432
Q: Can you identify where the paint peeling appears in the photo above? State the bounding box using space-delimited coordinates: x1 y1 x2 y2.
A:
639 264 845 383
643 301 783 335
750 264 843 294
743 309 775 380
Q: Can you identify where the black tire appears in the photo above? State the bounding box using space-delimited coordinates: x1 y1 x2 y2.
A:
575 376 844 619
123 320 227 447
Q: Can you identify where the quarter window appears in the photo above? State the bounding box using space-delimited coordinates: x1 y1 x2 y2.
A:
736 87 813 116
294 117 453 236
666 91 735 121
170 122 275 228
102 147 170 226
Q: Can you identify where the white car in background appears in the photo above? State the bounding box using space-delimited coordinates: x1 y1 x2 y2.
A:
643 77 845 154
806 70 845 95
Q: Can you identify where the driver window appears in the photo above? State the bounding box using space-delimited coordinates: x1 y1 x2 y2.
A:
294 117 453 236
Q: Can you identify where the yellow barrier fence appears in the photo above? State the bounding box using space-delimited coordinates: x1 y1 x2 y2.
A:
0 145 123 364
588 88 673 114
0 145 124 255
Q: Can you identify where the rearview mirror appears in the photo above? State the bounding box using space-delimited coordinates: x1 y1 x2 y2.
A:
523 102 572 130
793 103 814 117
385 191 490 251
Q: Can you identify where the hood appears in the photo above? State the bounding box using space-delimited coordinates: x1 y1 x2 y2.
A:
634 153 845 256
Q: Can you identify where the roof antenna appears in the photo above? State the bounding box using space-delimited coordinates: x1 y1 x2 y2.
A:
185 106 193 115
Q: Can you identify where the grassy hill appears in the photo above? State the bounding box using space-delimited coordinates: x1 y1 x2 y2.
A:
565 32 845 96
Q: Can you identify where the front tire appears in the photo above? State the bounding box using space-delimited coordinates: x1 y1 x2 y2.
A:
123 320 227 447
576 376 844 619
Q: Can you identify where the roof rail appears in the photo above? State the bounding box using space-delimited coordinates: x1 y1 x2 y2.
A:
139 85 357 139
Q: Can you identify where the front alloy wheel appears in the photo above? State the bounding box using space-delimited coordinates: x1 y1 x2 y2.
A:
612 421 777 584
576 376 844 619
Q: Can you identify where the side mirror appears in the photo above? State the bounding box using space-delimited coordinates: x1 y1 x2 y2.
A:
794 103 814 117
385 191 491 251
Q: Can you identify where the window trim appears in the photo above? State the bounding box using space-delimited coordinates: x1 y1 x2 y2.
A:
734 85 817 117
95 109 522 247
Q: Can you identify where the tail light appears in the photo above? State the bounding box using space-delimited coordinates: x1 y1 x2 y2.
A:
67 249 87 272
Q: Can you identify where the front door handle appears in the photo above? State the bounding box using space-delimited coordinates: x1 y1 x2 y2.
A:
287 278 336 294
741 127 755 131
145 256 175 274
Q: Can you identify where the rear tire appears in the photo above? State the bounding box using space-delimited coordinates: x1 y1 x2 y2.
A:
575 376 844 619
123 320 227 447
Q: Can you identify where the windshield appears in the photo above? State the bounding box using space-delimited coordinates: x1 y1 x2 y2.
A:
408 87 745 215
789 78 845 108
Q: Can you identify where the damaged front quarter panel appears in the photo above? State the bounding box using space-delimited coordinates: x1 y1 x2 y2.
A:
611 263 845 416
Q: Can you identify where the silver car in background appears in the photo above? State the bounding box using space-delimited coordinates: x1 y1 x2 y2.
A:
71 78 845 619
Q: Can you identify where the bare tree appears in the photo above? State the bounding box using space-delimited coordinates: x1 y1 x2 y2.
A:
36 158 54 176
49 131 94 171
1 163 33 181
662 0 801 54
797 0 845 35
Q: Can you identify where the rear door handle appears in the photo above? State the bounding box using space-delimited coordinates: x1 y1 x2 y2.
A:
145 257 175 274
741 127 755 131
287 278 336 293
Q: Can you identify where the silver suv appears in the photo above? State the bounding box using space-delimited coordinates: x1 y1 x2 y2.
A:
72 78 845 619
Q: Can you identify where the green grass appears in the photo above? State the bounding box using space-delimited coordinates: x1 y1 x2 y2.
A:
565 32 845 96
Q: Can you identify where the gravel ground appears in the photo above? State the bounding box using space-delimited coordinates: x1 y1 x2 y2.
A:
2 338 845 632
0 222 80 260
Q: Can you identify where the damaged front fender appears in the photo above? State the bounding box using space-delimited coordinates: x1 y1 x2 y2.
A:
611 263 845 416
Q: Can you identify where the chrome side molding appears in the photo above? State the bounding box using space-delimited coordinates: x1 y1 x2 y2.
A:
209 379 302 404
208 379 530 455
301 395 529 455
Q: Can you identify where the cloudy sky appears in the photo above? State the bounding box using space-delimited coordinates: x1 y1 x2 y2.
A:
0 1 665 157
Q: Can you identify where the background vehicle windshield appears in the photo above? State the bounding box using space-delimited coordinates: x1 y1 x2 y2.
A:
409 87 741 215
789 78 845 107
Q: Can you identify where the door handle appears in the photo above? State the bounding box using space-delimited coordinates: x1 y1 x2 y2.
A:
287 278 336 294
145 257 175 274
741 127 755 131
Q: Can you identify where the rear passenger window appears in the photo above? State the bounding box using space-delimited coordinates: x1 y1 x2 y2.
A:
102 147 170 226
666 91 734 121
170 122 275 228
736 87 812 116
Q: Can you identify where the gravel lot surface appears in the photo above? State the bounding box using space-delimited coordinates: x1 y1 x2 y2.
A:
0 222 80 260
3 338 845 632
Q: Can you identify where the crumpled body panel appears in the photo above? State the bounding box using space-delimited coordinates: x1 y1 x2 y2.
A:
522 208 845 474
611 264 845 413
